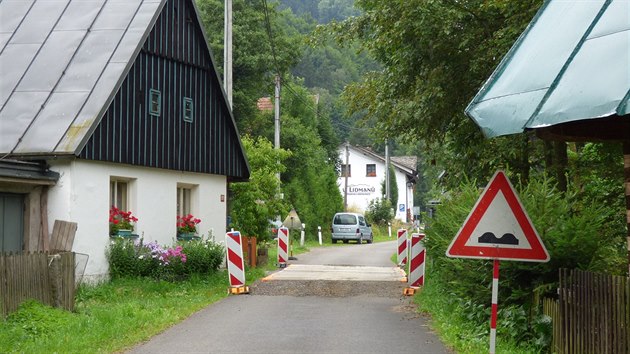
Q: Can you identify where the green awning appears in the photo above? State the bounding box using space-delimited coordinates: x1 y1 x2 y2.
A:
466 0 630 138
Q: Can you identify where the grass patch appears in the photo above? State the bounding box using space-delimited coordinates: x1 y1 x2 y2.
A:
0 270 263 353
415 280 542 354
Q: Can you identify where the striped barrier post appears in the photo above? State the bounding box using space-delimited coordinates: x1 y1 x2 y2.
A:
225 231 249 294
490 259 500 354
397 229 408 267
277 226 289 268
404 233 425 295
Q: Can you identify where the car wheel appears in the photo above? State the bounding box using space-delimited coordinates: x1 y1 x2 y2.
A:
332 238 338 244
343 240 349 244
367 235 373 244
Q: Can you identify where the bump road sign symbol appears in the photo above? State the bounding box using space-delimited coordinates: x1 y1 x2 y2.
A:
446 170 549 262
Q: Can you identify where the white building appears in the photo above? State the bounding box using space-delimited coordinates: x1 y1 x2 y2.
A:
0 0 249 282
337 144 417 222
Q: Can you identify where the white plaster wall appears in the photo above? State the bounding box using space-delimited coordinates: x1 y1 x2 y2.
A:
47 160 227 282
337 146 413 221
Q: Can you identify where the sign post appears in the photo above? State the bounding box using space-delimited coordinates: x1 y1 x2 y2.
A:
446 171 549 353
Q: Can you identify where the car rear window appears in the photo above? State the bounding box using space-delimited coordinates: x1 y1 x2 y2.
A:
334 214 357 225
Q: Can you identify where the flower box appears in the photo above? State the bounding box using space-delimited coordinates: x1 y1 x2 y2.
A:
177 233 201 241
110 230 139 240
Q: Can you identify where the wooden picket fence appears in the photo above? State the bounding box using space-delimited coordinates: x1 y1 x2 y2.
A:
543 269 630 353
0 252 76 318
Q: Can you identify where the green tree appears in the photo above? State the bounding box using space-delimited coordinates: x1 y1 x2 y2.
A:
316 0 547 185
229 136 290 242
280 89 344 236
380 165 398 208
196 0 302 131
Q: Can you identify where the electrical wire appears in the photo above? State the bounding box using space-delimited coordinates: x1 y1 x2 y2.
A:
259 0 370 133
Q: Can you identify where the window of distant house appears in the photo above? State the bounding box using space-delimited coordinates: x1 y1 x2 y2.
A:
341 164 351 177
149 89 161 116
183 97 194 123
177 184 197 217
366 164 376 177
110 179 129 211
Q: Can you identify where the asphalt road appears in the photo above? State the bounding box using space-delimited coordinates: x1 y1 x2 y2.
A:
128 241 450 354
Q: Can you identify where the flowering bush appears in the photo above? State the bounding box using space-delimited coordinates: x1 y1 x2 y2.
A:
177 214 201 234
144 241 187 265
107 238 224 281
109 206 138 235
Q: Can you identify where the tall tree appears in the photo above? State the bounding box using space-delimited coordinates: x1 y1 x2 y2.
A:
320 0 546 185
196 0 302 131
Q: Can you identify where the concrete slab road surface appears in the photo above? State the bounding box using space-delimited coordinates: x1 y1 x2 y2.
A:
128 241 450 354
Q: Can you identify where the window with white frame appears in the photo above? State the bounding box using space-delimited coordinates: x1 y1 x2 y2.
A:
110 179 129 210
149 89 161 117
183 97 194 123
366 164 376 177
176 184 196 217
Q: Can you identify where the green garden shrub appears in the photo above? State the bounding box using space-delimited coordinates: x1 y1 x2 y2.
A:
106 238 224 281
365 197 393 225
423 172 624 348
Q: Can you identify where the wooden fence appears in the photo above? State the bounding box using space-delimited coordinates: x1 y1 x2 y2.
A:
543 269 630 353
0 252 76 318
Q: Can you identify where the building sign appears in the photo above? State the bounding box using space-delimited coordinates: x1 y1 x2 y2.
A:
347 184 376 195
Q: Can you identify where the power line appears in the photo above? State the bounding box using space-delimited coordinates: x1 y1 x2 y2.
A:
259 0 370 134
260 0 281 76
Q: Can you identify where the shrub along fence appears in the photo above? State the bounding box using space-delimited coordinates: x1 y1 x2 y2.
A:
543 269 629 353
0 252 75 318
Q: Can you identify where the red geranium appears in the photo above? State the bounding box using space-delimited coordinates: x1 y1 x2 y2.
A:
109 206 138 234
177 214 201 234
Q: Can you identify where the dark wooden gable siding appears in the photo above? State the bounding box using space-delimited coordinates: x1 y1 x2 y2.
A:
80 0 248 179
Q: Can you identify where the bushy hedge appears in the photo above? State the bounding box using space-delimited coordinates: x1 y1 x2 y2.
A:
107 238 224 281
365 197 393 225
424 173 626 348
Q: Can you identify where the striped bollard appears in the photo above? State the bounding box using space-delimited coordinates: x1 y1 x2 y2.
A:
225 231 249 294
404 233 425 295
277 226 289 268
397 229 408 267
490 259 500 354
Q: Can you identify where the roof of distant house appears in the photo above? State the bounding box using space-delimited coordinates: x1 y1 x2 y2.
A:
391 156 417 171
341 144 418 180
257 97 273 111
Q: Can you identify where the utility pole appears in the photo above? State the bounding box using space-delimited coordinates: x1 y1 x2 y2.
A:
224 0 233 108
274 75 281 182
385 139 390 201
344 142 349 211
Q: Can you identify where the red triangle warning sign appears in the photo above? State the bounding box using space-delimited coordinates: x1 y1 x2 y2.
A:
446 171 550 262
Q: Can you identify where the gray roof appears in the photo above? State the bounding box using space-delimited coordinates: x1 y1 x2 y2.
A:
466 0 630 138
345 144 418 178
390 156 417 171
0 0 165 156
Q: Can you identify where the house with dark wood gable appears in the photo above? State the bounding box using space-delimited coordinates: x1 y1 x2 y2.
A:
0 0 249 281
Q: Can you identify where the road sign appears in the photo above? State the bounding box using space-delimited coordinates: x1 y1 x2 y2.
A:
446 170 549 262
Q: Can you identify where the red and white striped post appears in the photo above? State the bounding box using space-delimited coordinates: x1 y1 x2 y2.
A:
277 226 289 268
225 231 249 294
397 229 408 267
408 233 425 287
490 259 500 354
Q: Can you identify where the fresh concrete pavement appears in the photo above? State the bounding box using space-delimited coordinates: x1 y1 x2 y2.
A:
128 241 450 353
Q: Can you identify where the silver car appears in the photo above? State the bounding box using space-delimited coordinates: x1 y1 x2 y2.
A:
331 212 373 244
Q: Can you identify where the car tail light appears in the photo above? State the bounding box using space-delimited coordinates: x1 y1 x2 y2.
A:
356 228 360 234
